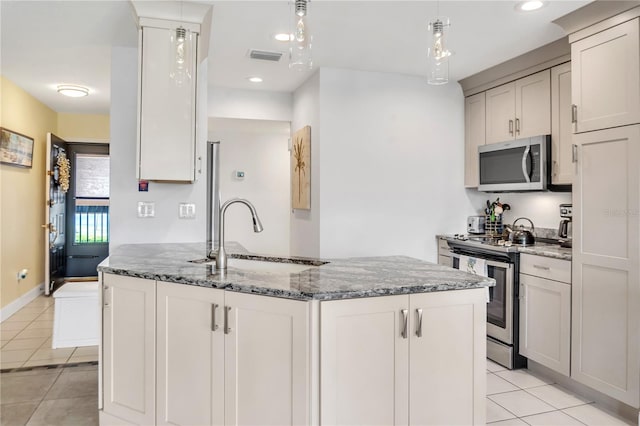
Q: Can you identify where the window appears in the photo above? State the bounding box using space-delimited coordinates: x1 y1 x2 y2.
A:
74 154 110 244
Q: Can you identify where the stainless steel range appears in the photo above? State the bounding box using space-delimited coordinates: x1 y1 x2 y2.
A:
446 235 528 370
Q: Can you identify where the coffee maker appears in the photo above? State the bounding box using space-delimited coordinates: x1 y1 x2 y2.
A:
558 204 572 248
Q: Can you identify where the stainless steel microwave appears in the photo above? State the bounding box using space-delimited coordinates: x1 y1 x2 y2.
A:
478 135 551 192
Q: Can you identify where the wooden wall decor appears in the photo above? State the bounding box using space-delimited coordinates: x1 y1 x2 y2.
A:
291 125 311 210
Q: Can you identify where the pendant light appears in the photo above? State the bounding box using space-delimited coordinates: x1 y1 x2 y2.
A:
169 2 193 86
427 2 451 85
289 0 312 71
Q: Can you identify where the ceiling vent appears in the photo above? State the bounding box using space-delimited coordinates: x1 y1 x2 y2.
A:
248 50 283 62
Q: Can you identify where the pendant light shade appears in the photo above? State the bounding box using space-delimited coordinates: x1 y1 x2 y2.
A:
427 16 451 85
289 0 312 71
169 26 193 86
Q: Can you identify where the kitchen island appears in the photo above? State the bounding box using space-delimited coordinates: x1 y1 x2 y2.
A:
98 243 493 426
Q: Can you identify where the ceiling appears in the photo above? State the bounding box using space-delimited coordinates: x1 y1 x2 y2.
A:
0 0 591 115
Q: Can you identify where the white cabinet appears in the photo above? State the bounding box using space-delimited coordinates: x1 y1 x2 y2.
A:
571 125 640 408
551 62 574 185
464 92 486 187
138 23 199 182
519 254 571 376
485 70 551 144
320 289 486 425
223 291 309 426
102 274 156 425
156 282 224 426
571 18 640 133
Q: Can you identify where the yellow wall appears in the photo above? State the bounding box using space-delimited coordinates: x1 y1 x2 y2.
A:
57 113 110 141
0 76 58 308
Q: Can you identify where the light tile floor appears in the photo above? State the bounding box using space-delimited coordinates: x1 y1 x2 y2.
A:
486 359 636 425
0 295 98 370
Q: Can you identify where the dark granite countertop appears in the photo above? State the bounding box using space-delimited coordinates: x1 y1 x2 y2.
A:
98 242 494 301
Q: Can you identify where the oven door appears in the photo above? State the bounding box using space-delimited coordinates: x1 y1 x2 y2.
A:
451 252 514 344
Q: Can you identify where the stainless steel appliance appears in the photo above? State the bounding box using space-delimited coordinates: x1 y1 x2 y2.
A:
447 236 527 369
558 203 572 248
467 216 486 234
478 135 551 192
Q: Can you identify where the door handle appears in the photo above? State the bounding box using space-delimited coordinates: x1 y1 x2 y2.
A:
224 306 231 334
508 119 514 136
415 308 423 338
401 309 408 339
211 303 219 331
515 118 520 135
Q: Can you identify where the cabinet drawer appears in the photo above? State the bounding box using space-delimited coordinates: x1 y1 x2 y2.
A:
520 253 571 283
438 238 450 254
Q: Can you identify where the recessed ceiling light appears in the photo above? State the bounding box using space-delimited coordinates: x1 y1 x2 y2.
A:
247 77 263 83
516 1 545 12
56 84 89 97
274 33 291 42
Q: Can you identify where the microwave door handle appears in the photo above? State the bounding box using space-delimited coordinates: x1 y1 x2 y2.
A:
521 146 531 183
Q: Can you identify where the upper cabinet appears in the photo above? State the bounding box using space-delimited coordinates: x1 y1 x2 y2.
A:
464 92 485 188
571 17 640 133
486 70 551 144
551 62 573 185
137 20 200 182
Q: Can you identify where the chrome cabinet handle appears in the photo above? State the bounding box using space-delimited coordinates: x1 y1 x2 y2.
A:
515 118 520 134
401 309 408 339
509 119 514 135
572 144 578 163
571 104 578 124
224 306 231 334
533 264 551 271
103 286 110 307
415 309 423 338
211 303 219 331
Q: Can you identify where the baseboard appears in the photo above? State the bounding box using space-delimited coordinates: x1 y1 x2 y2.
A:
0 283 45 322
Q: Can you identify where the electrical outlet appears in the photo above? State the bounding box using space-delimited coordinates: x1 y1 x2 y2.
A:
138 201 155 218
179 203 196 219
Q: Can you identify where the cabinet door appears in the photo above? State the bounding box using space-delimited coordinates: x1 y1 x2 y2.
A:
465 92 486 187
572 18 640 132
321 295 409 426
551 63 574 185
519 274 570 376
156 282 224 426
103 274 156 425
486 82 516 144
224 292 309 426
139 26 198 181
515 70 551 139
572 125 640 408
409 289 486 425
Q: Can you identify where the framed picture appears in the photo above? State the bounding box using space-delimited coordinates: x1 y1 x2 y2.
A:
0 127 34 168
291 125 311 210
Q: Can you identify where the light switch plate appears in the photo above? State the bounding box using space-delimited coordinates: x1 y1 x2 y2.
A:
138 201 155 218
179 203 196 219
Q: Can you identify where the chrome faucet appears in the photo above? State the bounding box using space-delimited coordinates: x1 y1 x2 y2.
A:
216 198 263 270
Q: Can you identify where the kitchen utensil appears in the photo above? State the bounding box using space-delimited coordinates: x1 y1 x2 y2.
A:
510 217 536 245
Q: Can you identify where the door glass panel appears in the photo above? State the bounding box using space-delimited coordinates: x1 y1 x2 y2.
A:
75 154 110 198
479 146 527 185
487 265 507 328
74 154 109 244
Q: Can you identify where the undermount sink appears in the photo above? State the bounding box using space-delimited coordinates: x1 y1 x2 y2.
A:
226 258 319 274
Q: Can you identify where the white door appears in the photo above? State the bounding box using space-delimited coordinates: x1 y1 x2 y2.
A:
551 62 574 185
571 18 640 132
515 70 551 139
224 292 309 426
103 274 156 425
465 92 486 187
156 282 225 426
519 274 571 376
320 295 409 426
409 289 486 425
572 125 640 407
486 82 516 144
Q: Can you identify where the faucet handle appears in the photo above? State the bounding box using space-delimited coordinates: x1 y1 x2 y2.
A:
208 249 218 260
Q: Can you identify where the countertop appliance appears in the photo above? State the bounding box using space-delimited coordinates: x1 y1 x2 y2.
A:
478 135 551 192
558 203 572 248
467 216 486 234
446 235 528 370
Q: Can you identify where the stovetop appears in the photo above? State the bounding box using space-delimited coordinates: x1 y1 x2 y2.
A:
446 234 546 254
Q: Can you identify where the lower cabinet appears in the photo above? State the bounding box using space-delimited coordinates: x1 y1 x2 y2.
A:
320 288 486 425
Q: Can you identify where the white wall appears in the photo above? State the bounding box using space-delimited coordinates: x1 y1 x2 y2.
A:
109 47 208 250
209 87 292 122
209 118 291 256
316 68 480 261
291 71 321 258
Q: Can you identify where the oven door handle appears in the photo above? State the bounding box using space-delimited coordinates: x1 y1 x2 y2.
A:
449 251 514 271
